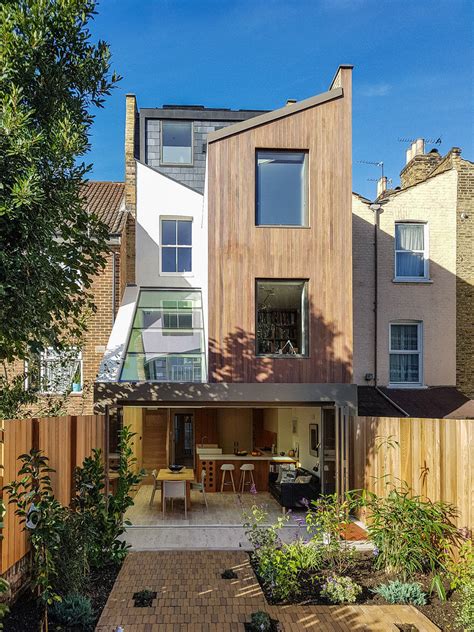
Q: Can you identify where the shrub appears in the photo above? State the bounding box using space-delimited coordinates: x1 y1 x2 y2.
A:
249 610 272 631
50 594 95 630
305 494 355 574
243 505 287 551
448 540 474 590
320 575 362 604
372 580 427 606
284 538 322 572
455 580 474 632
357 487 460 579
256 545 300 602
52 511 89 597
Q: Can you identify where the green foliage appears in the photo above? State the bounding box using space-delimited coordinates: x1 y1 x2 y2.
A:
3 450 66 607
356 487 460 579
256 544 300 602
0 0 120 365
249 610 272 631
243 504 287 551
52 511 89 598
305 494 355 574
455 580 474 632
73 427 144 567
372 580 427 606
320 575 362 604
448 540 474 591
50 594 95 630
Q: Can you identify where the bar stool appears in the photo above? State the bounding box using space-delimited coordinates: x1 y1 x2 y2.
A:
239 464 255 493
220 463 236 492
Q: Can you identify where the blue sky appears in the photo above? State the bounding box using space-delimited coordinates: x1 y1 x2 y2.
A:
88 0 473 200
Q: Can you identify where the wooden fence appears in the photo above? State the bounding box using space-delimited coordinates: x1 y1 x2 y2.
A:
0 415 106 574
351 416 474 533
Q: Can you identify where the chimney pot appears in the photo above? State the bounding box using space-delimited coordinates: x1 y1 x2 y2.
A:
377 176 388 198
415 138 425 156
406 148 412 164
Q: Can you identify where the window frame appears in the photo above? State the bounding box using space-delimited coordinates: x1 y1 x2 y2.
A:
160 217 193 276
255 278 309 359
25 347 83 395
389 321 423 387
160 120 194 167
394 222 429 282
255 149 309 228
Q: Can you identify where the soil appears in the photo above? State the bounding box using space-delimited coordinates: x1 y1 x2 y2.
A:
4 562 121 632
249 552 462 632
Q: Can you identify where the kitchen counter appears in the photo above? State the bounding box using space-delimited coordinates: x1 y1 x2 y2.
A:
197 453 296 462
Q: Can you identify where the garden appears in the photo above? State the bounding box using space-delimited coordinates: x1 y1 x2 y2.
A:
2 427 143 632
242 490 474 632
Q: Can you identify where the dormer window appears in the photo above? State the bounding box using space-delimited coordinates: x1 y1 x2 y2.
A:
161 121 193 165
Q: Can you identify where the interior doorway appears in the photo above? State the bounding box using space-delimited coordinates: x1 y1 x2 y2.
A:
173 412 194 468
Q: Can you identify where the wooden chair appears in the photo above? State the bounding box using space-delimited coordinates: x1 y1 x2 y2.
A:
149 469 161 506
162 480 187 518
191 468 208 509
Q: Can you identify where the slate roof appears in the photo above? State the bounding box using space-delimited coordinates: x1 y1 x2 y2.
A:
82 181 126 234
358 386 474 419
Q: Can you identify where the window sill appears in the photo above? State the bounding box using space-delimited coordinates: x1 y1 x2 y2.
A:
160 272 194 278
160 162 194 168
256 225 310 229
392 278 433 284
387 384 426 390
256 354 309 359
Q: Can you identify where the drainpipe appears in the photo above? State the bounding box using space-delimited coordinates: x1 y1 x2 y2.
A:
369 202 385 385
111 250 116 325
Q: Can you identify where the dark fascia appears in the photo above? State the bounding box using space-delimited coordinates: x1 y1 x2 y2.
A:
139 107 268 122
207 87 344 144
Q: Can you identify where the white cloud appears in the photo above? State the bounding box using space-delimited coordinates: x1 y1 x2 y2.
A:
359 82 392 97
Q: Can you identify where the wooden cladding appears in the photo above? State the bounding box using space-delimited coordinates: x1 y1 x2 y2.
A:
208 69 352 384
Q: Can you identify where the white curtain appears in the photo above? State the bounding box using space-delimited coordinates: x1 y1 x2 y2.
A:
390 354 419 383
391 324 418 350
396 224 424 277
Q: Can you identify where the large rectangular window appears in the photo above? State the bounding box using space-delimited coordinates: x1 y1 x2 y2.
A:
161 121 193 165
121 290 205 382
395 223 428 280
161 219 192 273
256 151 308 226
27 348 83 394
389 322 422 385
256 280 308 356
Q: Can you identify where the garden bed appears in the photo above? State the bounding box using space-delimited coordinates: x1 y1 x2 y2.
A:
4 562 121 632
249 552 461 632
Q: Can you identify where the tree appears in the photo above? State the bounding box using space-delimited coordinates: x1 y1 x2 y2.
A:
0 0 120 367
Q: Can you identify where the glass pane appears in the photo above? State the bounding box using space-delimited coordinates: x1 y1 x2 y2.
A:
256 280 307 355
256 151 307 226
391 324 419 351
395 224 424 250
133 308 202 329
121 353 203 382
162 121 192 164
138 290 202 308
162 247 176 272
177 247 192 272
396 252 424 277
177 220 192 245
390 354 419 383
162 220 176 245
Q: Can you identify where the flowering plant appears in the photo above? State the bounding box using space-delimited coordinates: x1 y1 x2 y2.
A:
320 575 362 604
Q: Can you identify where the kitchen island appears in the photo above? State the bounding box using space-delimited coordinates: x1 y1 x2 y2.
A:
196 453 297 493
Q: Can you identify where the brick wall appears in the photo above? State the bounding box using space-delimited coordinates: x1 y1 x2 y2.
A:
400 151 443 188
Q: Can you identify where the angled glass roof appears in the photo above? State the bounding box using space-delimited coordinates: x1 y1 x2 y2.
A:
120 289 206 383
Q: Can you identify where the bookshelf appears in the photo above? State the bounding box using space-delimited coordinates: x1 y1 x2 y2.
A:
257 309 299 354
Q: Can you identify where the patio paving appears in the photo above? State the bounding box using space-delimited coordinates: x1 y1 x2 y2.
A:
96 551 440 631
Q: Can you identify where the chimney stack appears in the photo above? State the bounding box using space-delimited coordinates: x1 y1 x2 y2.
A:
377 176 388 198
400 138 442 188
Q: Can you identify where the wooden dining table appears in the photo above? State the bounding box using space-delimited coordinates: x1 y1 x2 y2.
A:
157 468 195 509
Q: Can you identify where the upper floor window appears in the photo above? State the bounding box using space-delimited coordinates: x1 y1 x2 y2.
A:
27 348 83 394
256 279 308 356
161 121 193 165
395 223 428 280
161 219 192 273
389 322 422 386
256 151 308 226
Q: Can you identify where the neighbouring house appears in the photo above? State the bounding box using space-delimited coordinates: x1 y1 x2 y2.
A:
16 181 127 416
96 65 356 499
353 141 474 418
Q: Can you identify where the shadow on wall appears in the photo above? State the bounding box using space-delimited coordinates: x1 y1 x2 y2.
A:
208 300 353 384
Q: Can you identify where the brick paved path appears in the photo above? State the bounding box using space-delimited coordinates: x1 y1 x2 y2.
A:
96 551 440 631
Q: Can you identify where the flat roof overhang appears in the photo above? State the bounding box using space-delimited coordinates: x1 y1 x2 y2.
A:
94 382 357 414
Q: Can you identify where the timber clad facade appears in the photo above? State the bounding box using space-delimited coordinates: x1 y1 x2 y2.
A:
207 68 353 384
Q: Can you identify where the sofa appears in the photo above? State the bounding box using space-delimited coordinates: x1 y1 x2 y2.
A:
268 466 321 511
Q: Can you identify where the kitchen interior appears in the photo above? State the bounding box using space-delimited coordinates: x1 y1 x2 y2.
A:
121 404 337 521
